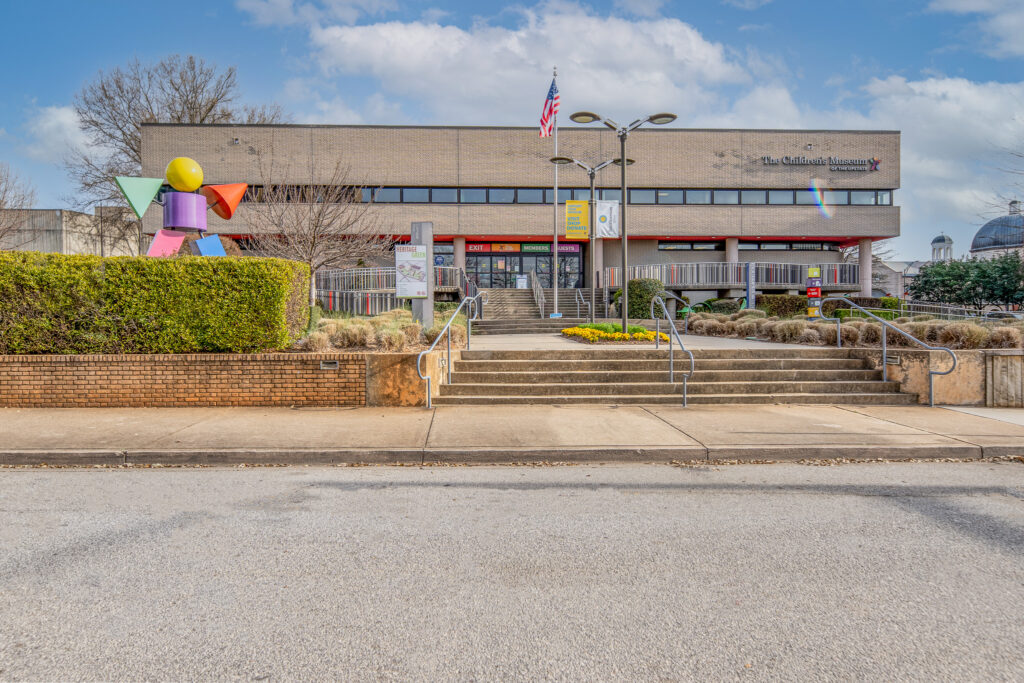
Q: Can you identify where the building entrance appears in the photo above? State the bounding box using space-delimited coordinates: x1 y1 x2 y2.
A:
466 252 581 288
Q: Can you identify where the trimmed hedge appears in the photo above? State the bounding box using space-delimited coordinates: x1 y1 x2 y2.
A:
613 278 664 317
0 251 310 353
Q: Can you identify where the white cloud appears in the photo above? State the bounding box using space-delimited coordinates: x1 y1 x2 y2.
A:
613 0 666 18
283 78 363 123
307 4 749 124
738 23 769 31
22 106 89 164
420 7 448 24
928 0 1024 57
722 0 772 9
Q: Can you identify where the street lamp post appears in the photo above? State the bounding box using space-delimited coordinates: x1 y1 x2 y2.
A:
569 111 676 329
550 155 634 324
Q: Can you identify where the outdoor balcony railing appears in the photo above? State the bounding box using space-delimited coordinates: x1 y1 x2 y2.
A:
315 266 462 292
603 262 859 290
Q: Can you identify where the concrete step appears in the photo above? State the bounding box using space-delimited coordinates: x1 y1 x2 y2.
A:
432 392 919 406
439 381 902 397
454 358 869 372
459 348 854 360
449 369 885 384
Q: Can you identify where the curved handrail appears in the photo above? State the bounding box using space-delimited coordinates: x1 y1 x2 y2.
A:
416 296 475 409
574 289 592 321
467 290 488 321
652 291 693 334
650 295 696 407
816 297 956 407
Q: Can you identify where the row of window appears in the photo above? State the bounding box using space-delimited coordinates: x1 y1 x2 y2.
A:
365 187 893 206
657 241 839 251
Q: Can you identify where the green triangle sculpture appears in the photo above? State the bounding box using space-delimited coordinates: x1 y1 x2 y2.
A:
115 176 164 219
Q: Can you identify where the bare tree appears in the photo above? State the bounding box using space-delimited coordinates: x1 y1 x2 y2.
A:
66 55 287 248
840 241 897 292
245 154 395 306
0 163 36 249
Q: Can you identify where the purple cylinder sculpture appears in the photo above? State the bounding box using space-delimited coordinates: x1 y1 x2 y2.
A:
163 192 207 232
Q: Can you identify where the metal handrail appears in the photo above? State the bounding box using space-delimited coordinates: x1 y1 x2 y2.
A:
416 296 476 409
650 295 696 407
574 288 592 321
603 261 860 289
816 297 957 407
468 291 488 322
529 269 546 318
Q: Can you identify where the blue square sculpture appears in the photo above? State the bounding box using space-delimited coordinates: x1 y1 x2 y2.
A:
191 235 227 257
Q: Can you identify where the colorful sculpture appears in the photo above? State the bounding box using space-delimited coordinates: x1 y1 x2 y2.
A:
115 157 246 258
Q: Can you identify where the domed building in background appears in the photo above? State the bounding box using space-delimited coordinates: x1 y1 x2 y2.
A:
931 233 953 261
970 201 1024 257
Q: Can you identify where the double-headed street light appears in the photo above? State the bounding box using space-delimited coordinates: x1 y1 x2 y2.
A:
569 111 677 329
550 155 634 324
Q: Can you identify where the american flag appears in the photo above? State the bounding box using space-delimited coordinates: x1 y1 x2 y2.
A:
539 78 559 138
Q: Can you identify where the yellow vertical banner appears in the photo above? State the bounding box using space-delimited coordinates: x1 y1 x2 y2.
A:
565 200 589 239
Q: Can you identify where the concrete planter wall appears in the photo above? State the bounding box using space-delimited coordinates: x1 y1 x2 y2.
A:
850 349 1024 407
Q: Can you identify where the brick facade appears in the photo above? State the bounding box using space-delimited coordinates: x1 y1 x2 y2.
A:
0 354 367 408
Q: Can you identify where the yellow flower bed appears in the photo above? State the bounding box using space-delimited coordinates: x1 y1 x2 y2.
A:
561 326 670 344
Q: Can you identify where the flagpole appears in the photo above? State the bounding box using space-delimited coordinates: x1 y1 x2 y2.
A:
552 65 559 317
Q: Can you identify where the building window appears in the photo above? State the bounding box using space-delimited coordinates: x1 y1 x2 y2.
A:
657 190 683 204
373 188 400 203
692 242 720 250
713 190 739 205
431 188 458 203
433 243 454 254
768 190 794 205
600 189 622 202
760 242 789 250
630 189 656 204
823 190 848 205
544 188 573 204
460 188 487 203
517 189 544 203
877 190 892 205
741 190 766 205
850 191 876 205
739 242 760 250
657 242 691 250
795 190 819 205
792 242 825 250
489 189 515 203
573 189 591 201
403 188 429 203
686 190 711 204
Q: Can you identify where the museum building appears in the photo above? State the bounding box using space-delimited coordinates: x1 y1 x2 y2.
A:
140 124 901 296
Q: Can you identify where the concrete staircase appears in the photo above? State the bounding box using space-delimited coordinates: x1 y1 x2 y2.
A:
434 348 917 405
538 288 609 318
480 289 539 318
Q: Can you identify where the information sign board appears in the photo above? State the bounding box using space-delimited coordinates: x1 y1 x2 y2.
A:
396 244 428 299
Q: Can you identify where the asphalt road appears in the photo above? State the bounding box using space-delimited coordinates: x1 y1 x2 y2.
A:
1 462 1023 681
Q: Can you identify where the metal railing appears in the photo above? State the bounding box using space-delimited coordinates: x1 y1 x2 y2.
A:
817 297 956 407
317 290 398 316
604 262 859 290
529 269 546 319
897 300 1018 321
575 288 592 321
316 266 462 292
417 295 481 409
650 294 695 407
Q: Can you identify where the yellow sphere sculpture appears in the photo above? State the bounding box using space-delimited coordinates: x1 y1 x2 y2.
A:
165 157 204 192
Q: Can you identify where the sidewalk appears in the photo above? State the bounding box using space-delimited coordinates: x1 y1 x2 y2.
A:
2 404 1022 466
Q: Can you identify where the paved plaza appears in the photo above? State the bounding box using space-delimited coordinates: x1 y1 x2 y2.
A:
1 463 1021 679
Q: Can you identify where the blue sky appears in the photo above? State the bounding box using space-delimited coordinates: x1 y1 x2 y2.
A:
2 0 1023 258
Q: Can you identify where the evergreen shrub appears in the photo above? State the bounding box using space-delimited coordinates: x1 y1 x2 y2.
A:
0 251 309 354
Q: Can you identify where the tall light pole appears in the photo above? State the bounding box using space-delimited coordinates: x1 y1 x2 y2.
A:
569 111 676 329
550 155 634 324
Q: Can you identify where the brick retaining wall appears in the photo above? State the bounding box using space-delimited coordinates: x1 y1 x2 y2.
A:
0 354 368 408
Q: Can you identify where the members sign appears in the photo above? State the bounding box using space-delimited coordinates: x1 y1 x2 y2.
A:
595 200 619 238
396 244 428 299
565 200 589 239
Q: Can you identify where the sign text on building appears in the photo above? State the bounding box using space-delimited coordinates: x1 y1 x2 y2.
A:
761 155 881 172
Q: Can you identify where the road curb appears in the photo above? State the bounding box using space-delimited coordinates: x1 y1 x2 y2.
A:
0 442 1003 466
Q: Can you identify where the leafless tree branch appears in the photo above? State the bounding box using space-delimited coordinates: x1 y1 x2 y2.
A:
245 149 395 306
0 163 37 249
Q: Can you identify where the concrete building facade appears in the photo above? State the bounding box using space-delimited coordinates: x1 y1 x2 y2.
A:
141 124 900 296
